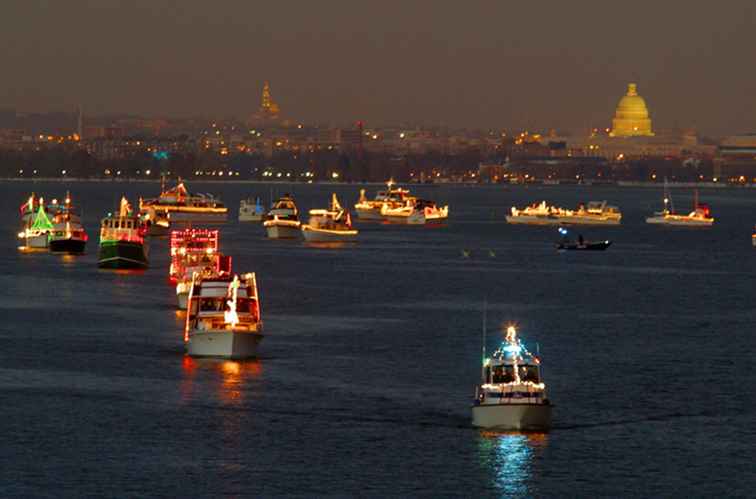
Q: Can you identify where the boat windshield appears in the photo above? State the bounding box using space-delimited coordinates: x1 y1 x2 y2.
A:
489 365 540 384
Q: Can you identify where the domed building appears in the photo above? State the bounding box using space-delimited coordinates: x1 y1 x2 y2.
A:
609 83 654 137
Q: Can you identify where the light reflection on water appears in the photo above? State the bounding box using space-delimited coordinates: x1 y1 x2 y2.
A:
180 356 263 404
477 431 548 496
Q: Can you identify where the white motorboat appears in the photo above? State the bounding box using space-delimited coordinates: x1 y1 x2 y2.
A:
263 195 301 238
239 197 265 222
48 193 88 254
354 180 413 220
301 194 358 242
645 184 713 226
507 200 621 225
381 198 449 225
184 273 263 359
18 199 54 250
139 178 228 223
472 325 552 431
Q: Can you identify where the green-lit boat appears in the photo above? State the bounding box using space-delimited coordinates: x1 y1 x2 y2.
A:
98 197 149 269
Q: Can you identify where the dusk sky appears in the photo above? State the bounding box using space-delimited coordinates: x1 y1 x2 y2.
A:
2 1 755 135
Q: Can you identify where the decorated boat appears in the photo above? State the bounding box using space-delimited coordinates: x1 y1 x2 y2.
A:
18 200 53 250
381 198 449 225
354 180 413 220
48 192 88 253
170 228 231 309
263 195 301 239
139 178 227 223
472 325 552 431
301 193 358 242
184 273 263 358
140 206 170 236
645 185 713 226
507 201 621 226
239 197 266 222
97 197 149 269
752 226 755 247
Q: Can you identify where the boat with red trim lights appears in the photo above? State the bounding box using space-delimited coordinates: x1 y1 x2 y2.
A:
184 273 263 359
262 195 301 239
646 182 713 226
139 178 227 223
301 193 358 242
472 325 552 431
170 228 231 309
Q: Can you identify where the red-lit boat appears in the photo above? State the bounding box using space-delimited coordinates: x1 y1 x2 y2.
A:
170 228 231 309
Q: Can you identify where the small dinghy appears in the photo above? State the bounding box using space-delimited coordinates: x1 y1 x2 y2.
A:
555 228 611 251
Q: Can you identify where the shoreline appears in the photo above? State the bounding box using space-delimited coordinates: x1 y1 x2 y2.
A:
0 177 753 189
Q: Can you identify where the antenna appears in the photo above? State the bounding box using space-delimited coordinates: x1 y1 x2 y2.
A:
482 297 488 363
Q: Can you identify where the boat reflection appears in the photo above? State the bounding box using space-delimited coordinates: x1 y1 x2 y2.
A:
477 431 548 496
180 356 263 404
303 241 355 249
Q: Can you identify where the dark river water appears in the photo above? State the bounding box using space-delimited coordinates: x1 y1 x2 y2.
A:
0 180 754 497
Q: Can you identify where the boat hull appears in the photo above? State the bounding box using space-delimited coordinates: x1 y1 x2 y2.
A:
21 233 50 249
187 330 263 359
556 241 611 251
507 215 618 226
98 240 149 269
645 216 713 226
355 207 384 220
302 226 358 242
472 403 552 431
239 214 264 222
265 223 301 239
49 238 87 254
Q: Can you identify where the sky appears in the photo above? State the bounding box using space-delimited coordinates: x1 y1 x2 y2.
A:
1 0 755 136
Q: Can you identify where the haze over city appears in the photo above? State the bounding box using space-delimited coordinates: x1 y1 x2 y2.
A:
2 1 756 135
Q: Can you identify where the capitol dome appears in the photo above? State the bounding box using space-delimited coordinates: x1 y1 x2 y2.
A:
609 83 654 137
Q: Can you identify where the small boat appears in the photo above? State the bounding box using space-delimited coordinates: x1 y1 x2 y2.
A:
184 273 263 359
472 324 552 431
262 195 301 239
139 177 228 223
170 228 231 309
238 197 266 222
556 240 611 251
381 198 449 225
752 226 756 247
301 194 358 242
354 180 413 220
556 230 610 251
98 197 149 269
18 199 54 250
645 181 713 226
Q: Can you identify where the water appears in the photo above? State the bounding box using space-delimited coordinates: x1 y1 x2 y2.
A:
1 181 754 497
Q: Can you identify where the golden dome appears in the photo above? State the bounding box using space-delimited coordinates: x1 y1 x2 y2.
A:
610 83 654 137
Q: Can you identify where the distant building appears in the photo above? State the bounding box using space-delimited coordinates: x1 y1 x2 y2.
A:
714 134 756 181
610 83 654 137
248 81 281 125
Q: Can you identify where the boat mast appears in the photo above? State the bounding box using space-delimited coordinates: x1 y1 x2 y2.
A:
481 298 487 382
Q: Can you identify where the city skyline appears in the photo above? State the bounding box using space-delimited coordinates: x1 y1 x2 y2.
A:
2 1 756 135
